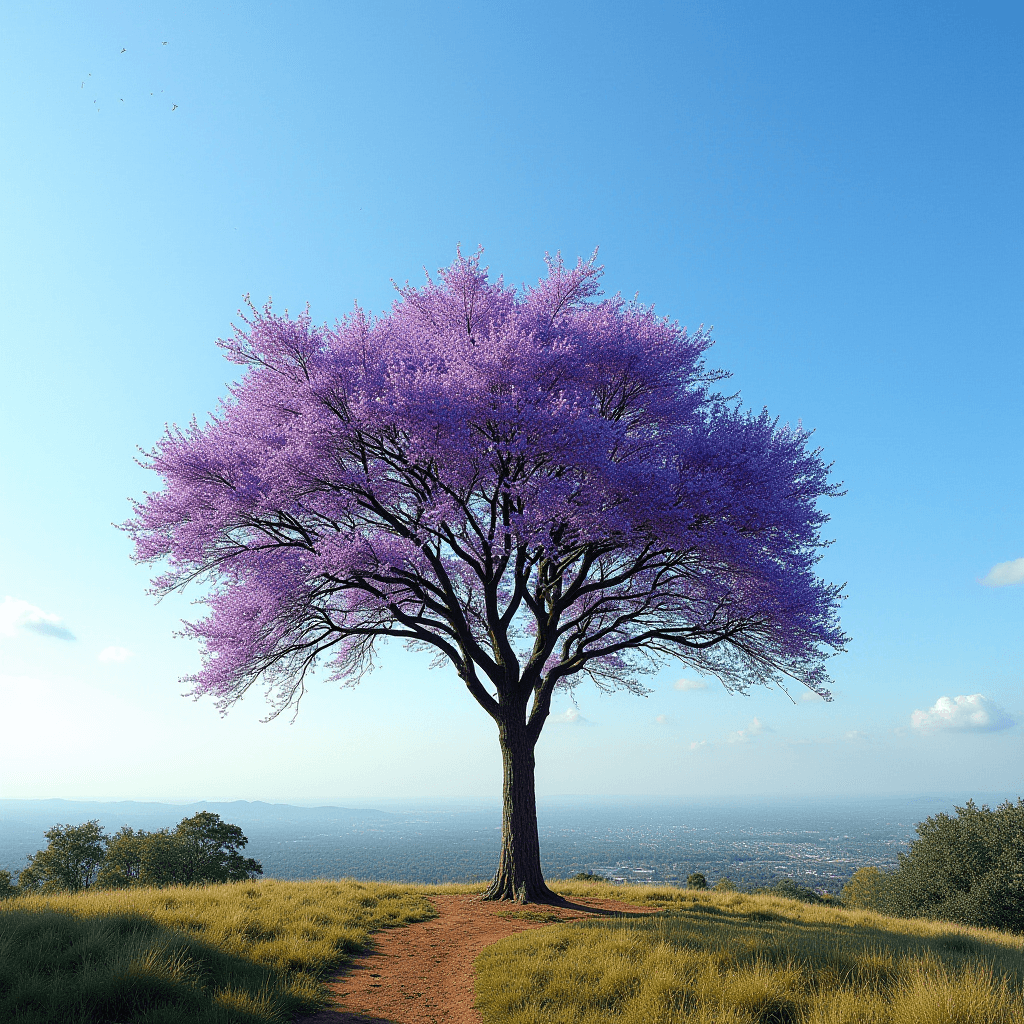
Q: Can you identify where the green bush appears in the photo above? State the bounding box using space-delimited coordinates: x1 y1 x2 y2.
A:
686 872 707 889
757 878 822 903
0 871 16 900
886 798 1024 932
843 865 893 911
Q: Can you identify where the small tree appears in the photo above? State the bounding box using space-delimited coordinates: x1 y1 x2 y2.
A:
842 865 892 911
0 870 15 900
126 250 846 902
172 811 262 884
687 872 708 889
713 877 736 892
18 821 107 893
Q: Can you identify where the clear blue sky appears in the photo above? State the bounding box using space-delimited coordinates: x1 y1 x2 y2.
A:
1 0 1021 804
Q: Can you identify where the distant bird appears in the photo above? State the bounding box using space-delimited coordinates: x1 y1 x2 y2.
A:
172 104 178 111
162 41 168 45
81 82 84 87
120 48 126 53
120 98 124 102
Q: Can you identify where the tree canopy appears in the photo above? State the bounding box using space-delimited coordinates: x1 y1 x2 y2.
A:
126 250 847 900
17 813 262 893
17 820 107 893
886 799 1024 932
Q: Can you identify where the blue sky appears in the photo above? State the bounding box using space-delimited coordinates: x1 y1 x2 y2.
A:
1 0 1021 804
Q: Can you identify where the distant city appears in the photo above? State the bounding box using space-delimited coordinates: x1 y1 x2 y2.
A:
0 795 985 895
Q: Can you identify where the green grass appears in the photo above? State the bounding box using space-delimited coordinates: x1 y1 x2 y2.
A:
0 879 434 1023
476 883 1024 1024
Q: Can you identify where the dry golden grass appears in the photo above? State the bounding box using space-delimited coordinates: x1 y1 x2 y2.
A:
0 878 434 1023
476 882 1024 1024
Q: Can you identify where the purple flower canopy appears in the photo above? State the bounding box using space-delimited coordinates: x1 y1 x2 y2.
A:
127 251 846 718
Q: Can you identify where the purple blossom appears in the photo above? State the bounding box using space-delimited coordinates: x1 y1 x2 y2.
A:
126 249 846 720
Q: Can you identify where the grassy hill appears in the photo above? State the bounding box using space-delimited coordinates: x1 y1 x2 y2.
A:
478 881 1024 1024
2 879 1023 1023
0 879 435 1023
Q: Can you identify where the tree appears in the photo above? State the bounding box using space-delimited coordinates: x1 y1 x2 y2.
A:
687 872 708 889
126 250 846 902
0 870 15 900
18 821 107 893
886 799 1024 932
842 865 892 911
171 811 263 884
96 813 262 888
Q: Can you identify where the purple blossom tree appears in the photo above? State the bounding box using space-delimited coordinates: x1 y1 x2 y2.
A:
126 250 847 903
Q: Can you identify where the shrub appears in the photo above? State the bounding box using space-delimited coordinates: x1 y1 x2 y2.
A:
572 872 606 882
886 798 1024 932
687 872 708 889
714 877 737 891
0 871 15 900
758 878 822 903
844 865 893 911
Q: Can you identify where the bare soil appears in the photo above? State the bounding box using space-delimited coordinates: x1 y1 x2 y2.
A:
294 893 658 1024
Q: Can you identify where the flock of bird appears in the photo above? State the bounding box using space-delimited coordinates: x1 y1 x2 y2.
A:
83 42 177 113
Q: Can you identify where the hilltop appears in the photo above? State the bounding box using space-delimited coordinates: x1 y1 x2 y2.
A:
2 878 1023 1023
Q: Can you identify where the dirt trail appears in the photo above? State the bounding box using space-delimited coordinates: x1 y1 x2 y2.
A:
294 893 657 1024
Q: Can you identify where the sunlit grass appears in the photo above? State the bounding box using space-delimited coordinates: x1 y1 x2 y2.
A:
476 883 1024 1024
0 879 434 1023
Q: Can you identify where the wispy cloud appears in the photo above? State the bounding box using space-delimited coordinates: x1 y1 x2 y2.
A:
655 714 671 725
911 694 1014 733
98 646 132 663
0 596 75 641
980 558 1024 587
801 690 824 701
689 739 708 751
728 717 771 743
674 677 708 692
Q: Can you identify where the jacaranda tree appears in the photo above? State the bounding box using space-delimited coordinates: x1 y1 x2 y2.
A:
127 250 846 902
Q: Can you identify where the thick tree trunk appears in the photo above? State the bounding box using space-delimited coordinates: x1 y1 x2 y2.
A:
481 715 559 903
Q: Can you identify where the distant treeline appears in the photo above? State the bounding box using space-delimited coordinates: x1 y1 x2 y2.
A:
0 811 262 897
840 799 1024 933
4 799 1022 935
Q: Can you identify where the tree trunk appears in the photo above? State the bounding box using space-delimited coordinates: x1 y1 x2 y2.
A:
481 714 560 903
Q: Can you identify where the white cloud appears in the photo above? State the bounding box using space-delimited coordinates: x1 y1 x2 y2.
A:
549 707 593 726
911 694 1014 733
801 690 824 701
980 558 1024 587
674 677 708 692
655 714 670 725
98 646 132 663
728 717 771 743
845 730 868 741
689 739 708 751
0 596 75 641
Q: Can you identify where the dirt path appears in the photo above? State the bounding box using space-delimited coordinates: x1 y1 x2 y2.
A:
294 893 657 1024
